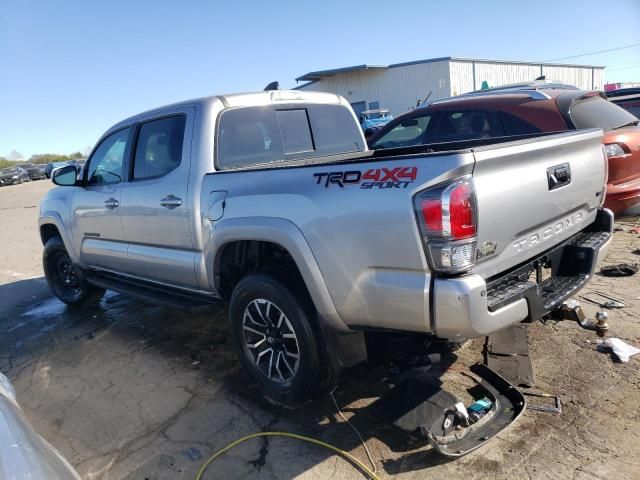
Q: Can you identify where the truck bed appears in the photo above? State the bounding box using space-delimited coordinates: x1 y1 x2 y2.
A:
203 129 608 337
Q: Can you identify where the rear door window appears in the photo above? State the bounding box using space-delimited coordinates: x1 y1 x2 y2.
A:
132 115 186 180
434 111 503 142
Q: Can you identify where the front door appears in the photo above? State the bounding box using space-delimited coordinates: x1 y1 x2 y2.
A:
70 127 131 272
119 109 198 288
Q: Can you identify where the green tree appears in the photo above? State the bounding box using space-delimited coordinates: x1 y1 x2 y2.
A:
0 156 12 169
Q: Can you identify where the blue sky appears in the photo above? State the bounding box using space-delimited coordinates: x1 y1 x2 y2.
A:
1 0 639 159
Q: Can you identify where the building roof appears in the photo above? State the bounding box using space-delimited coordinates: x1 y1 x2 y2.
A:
295 56 606 82
296 64 387 82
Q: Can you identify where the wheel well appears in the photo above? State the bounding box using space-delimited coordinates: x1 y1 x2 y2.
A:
40 223 61 245
215 241 312 305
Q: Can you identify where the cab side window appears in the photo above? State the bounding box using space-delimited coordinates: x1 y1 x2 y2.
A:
434 111 503 142
133 115 186 180
86 128 131 185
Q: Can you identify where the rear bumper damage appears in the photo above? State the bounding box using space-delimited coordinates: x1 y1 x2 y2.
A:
433 208 613 341
430 363 526 457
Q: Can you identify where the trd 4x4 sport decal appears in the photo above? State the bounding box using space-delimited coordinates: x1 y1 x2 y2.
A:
313 167 417 189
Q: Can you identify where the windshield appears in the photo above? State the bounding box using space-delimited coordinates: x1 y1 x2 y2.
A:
19 163 34 168
1 168 16 174
570 96 639 131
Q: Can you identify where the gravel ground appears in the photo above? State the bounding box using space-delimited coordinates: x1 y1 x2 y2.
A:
0 180 639 480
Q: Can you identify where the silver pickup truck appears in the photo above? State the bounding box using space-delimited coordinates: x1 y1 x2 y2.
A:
40 90 612 404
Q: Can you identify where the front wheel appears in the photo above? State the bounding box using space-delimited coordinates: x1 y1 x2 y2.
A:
43 236 105 306
229 274 333 406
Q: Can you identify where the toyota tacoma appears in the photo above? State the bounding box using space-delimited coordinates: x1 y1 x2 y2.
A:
39 90 612 404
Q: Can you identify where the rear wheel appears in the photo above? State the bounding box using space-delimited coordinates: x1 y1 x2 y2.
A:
43 236 105 306
229 274 333 406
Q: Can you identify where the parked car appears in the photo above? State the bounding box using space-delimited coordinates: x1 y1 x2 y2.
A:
360 108 393 138
45 161 70 178
0 372 81 479
605 87 640 118
40 90 611 405
17 163 47 180
368 88 640 214
0 166 31 185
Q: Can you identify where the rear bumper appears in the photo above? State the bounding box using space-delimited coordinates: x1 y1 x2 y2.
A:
604 177 640 214
433 208 613 341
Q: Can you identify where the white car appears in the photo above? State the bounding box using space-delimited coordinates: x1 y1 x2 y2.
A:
0 373 80 479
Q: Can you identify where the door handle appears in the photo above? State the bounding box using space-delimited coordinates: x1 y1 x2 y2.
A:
104 198 119 209
160 195 182 209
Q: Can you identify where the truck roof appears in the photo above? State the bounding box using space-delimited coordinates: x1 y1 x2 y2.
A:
109 90 346 133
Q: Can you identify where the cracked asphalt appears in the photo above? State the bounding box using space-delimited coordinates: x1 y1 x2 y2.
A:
1 181 639 479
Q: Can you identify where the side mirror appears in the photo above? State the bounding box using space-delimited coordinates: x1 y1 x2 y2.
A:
52 165 79 186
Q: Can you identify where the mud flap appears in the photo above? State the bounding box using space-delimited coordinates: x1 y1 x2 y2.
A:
430 363 526 457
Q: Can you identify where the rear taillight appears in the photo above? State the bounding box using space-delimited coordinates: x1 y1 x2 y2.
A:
414 178 477 274
603 143 627 158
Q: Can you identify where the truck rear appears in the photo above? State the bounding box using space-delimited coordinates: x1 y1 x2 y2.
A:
207 97 611 343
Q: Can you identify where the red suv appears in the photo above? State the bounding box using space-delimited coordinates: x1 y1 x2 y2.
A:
368 88 640 214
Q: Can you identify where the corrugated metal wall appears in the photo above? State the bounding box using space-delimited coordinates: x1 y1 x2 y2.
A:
450 60 603 93
297 60 451 117
298 59 605 117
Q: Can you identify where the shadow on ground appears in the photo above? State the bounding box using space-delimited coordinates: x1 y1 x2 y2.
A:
0 277 470 479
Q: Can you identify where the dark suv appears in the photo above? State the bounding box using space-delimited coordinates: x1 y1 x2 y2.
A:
16 163 46 180
368 88 640 213
606 88 640 118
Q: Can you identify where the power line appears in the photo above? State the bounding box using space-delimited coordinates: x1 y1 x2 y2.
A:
606 64 640 72
545 43 640 62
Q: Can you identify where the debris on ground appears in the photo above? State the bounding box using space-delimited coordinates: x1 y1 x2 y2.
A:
597 337 640 363
580 291 625 309
523 392 562 414
600 263 638 277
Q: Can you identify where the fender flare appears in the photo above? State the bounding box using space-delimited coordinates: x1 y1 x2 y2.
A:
38 212 79 264
205 217 350 332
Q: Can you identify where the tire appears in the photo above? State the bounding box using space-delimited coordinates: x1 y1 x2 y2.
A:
43 236 105 306
229 274 333 406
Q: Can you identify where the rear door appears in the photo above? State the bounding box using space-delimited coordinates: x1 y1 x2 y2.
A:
119 108 198 288
471 129 606 279
70 127 131 271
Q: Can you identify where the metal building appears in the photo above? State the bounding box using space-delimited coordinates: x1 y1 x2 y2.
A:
294 57 605 120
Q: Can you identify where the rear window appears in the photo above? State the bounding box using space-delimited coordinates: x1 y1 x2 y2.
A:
216 104 364 169
275 109 314 156
570 96 638 131
308 104 364 156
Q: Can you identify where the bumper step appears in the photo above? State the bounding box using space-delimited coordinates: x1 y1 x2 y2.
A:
485 227 610 319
